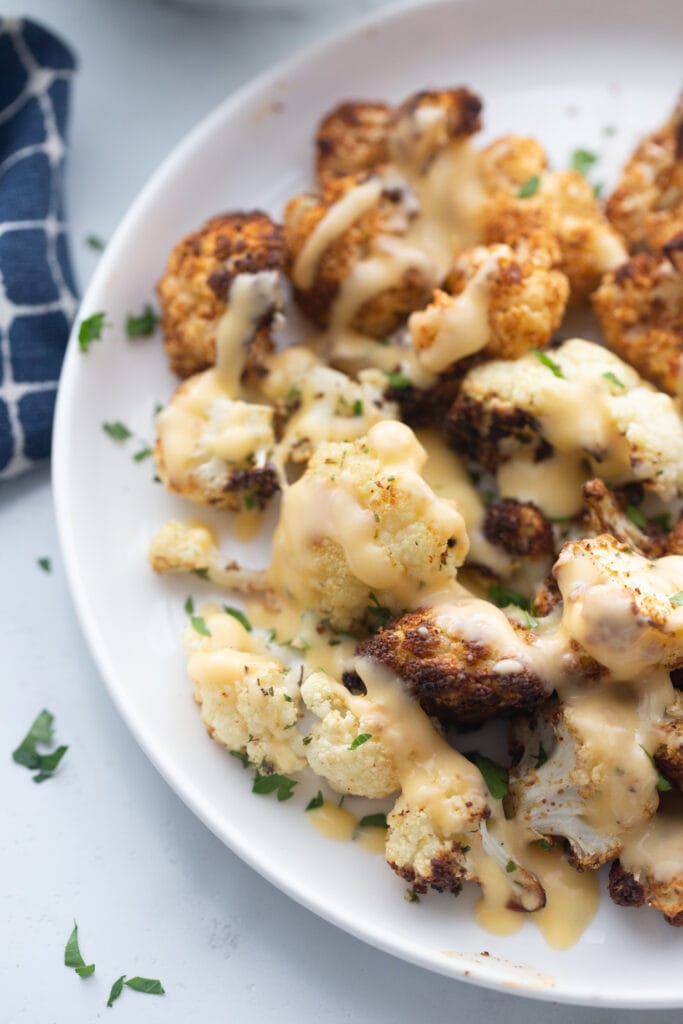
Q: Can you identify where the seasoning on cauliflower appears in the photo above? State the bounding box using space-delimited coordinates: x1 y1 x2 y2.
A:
148 519 269 592
300 669 401 797
184 607 307 774
609 823 683 927
593 250 683 398
269 421 469 632
606 93 683 252
446 338 683 504
157 211 285 378
154 370 279 511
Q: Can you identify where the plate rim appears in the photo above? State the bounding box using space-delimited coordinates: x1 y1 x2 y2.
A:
52 0 683 1007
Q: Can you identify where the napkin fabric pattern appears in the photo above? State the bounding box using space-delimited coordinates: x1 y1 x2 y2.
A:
0 18 78 480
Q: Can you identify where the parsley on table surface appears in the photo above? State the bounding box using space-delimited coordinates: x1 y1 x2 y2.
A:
305 790 324 811
126 305 158 338
102 421 132 442
223 606 252 631
107 975 126 1007
465 751 509 800
252 769 298 801
530 348 564 379
37 557 51 573
78 312 107 352
518 174 540 198
106 975 165 1007
12 709 68 783
349 733 372 751
64 922 95 978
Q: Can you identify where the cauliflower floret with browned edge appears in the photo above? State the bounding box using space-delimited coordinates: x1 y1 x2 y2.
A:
446 338 683 504
269 421 469 632
409 244 568 374
157 211 284 378
184 608 306 774
300 669 401 798
483 167 627 301
653 693 683 791
148 519 269 592
593 249 683 398
154 370 279 511
478 135 547 195
606 94 683 252
315 101 392 181
609 814 683 927
284 170 437 337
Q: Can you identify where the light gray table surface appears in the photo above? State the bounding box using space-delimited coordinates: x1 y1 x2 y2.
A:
1 1 679 1021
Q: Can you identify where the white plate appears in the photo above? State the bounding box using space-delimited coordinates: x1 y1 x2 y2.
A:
53 0 683 1007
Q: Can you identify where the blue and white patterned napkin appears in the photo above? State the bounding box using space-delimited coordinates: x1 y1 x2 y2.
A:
0 18 78 480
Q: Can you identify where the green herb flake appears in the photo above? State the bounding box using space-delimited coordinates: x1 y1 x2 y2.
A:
539 839 553 851
107 975 126 1007
124 977 165 996
85 234 106 252
640 744 673 790
602 371 624 389
302 735 312 746
366 593 392 632
626 504 647 530
352 398 363 417
191 616 211 637
102 421 132 442
530 348 565 379
404 888 420 903
385 371 412 390
78 312 107 352
64 922 95 978
349 733 372 751
306 790 324 811
230 750 249 769
252 769 298 802
466 751 509 800
126 305 158 338
487 583 530 612
534 742 548 770
243 493 257 511
593 181 604 198
223 606 252 631
518 174 540 199
192 567 210 580
356 813 387 830
654 512 672 532
12 709 68 783
571 148 598 176
153 402 164 417
133 447 152 462
184 596 194 616
505 859 517 873
603 125 617 137
37 557 51 573
522 609 540 630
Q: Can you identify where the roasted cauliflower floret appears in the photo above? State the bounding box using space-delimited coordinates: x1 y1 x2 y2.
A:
385 793 475 894
446 338 683 503
358 598 548 725
478 135 547 195
609 816 683 927
593 250 683 397
483 498 555 559
269 421 468 632
284 170 437 336
387 87 483 169
580 477 672 558
554 535 683 678
408 244 568 374
315 101 392 180
300 669 401 797
509 697 660 870
148 519 269 591
184 608 306 774
653 693 683 791
606 94 683 252
483 168 627 301
154 370 279 511
157 211 284 378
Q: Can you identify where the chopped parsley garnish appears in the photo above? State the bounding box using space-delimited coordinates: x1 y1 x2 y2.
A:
626 504 647 530
302 735 312 746
192 567 210 580
505 859 517 873
602 371 624 389
530 348 564 379
366 593 391 632
487 583 531 612
385 371 412 390
654 512 672 532
243 493 257 511
534 743 548 769
12 709 68 783
126 305 158 338
539 839 553 851
37 557 51 573
64 922 95 978
352 399 363 417
356 813 387 830
640 745 673 791
404 888 420 903
518 174 540 198
153 401 164 417
521 609 540 630
465 751 509 800
184 596 194 615
223 606 252 631
603 125 617 137
102 421 132 442
78 312 107 352
349 733 372 751
107 975 126 1007
133 447 152 462
85 234 105 252
570 148 598 176
593 182 604 198
306 790 324 811
252 769 297 801
124 977 165 996
190 616 211 637
230 750 250 768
